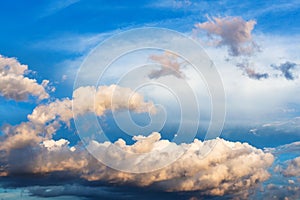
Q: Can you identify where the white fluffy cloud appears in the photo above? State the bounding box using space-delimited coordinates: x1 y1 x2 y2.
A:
0 55 49 101
73 85 156 116
27 84 155 126
195 16 258 56
0 84 155 151
0 132 274 197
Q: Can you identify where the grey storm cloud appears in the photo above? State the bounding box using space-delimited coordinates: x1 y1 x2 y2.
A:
271 61 298 80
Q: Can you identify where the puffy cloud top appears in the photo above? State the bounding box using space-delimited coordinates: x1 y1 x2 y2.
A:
0 55 49 101
1 84 156 151
0 131 274 197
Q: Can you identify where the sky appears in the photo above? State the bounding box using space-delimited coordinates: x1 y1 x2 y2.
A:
0 0 300 199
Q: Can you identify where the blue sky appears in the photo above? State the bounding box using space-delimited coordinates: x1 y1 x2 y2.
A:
1 0 300 199
1 0 300 146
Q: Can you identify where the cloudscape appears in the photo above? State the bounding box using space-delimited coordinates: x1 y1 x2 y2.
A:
0 1 300 200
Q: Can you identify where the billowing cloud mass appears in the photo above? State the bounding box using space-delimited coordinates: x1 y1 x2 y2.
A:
148 51 185 79
0 132 274 197
0 80 274 197
195 16 258 56
0 55 49 101
0 84 155 151
271 61 298 80
72 85 156 116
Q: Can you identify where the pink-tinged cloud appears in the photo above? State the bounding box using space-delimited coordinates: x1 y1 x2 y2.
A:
148 51 185 79
195 16 258 56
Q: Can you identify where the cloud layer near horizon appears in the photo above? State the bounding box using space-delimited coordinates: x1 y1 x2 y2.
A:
0 132 274 197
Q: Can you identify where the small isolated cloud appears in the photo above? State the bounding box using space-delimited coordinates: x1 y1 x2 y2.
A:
148 51 185 79
271 61 298 80
195 16 258 56
236 62 269 80
61 74 67 81
0 55 49 101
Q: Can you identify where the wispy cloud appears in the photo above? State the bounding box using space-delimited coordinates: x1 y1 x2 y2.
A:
39 0 80 18
148 51 186 79
31 33 109 54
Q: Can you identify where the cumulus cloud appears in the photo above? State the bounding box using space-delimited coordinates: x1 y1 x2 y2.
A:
195 16 258 56
283 157 300 177
42 138 71 151
0 77 275 197
0 131 274 197
148 51 185 79
0 122 48 150
271 61 298 80
72 85 156 116
0 54 49 101
0 84 155 152
27 84 155 126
